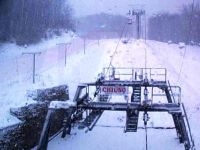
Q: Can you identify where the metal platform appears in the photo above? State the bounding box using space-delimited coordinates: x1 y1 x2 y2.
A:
37 67 195 150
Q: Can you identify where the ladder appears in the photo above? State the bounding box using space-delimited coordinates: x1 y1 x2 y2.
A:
165 82 194 150
131 87 141 102
78 110 103 131
125 109 139 132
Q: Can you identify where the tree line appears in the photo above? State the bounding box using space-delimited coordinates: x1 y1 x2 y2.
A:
0 0 74 45
148 3 200 45
75 13 127 38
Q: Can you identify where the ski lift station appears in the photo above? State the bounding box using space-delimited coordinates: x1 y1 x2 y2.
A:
37 67 195 150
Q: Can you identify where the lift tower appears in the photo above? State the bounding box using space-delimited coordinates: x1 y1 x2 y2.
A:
128 9 145 39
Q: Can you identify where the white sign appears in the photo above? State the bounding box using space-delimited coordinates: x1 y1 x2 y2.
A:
101 86 128 95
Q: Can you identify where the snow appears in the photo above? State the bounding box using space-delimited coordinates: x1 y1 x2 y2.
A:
178 42 185 49
0 32 106 128
47 126 183 150
49 100 75 109
1 33 200 149
168 40 172 44
0 32 73 61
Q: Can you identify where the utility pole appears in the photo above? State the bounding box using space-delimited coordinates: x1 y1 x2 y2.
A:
57 43 71 66
22 52 41 84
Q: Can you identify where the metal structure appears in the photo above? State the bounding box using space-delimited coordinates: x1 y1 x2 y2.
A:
37 67 195 150
127 9 145 39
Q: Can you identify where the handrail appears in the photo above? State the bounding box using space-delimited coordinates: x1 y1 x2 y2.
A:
168 81 176 103
103 67 166 70
170 86 181 104
103 67 167 82
182 103 195 149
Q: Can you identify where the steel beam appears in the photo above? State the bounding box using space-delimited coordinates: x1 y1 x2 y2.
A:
84 81 167 87
77 102 181 113
37 109 54 150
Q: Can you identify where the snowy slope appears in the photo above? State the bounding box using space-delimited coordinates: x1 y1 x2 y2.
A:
0 32 73 61
0 32 100 128
45 39 200 150
1 35 200 149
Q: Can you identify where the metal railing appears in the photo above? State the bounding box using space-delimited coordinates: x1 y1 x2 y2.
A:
151 85 181 104
103 67 167 82
182 103 195 150
170 86 181 104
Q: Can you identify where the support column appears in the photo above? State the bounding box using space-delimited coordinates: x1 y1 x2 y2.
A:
37 109 54 150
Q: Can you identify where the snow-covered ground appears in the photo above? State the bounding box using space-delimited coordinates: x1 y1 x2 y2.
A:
1 33 200 149
0 32 96 128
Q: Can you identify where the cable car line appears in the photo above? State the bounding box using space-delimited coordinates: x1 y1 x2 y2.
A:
176 0 195 84
105 19 128 76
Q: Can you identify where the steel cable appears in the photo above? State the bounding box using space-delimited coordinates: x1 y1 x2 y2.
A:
105 19 128 76
176 0 195 84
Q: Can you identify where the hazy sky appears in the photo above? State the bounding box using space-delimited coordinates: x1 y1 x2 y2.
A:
69 0 196 17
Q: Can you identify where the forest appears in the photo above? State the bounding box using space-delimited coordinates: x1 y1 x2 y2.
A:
1 1 199 46
148 3 200 45
75 13 127 37
0 0 74 45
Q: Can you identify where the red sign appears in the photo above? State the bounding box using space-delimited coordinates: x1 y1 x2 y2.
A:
101 86 128 94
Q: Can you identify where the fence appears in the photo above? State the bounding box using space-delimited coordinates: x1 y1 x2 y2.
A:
0 37 95 83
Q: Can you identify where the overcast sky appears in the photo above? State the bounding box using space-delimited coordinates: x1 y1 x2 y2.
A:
69 0 196 17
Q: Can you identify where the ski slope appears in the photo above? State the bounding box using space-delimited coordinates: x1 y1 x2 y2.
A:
0 35 200 149
39 38 200 150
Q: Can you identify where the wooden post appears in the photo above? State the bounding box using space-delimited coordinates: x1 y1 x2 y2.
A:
33 54 36 83
22 52 41 84
57 43 71 66
16 57 19 75
84 38 86 54
65 44 67 66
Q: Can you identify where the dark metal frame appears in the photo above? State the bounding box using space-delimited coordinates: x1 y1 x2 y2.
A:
103 67 167 82
37 68 195 150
